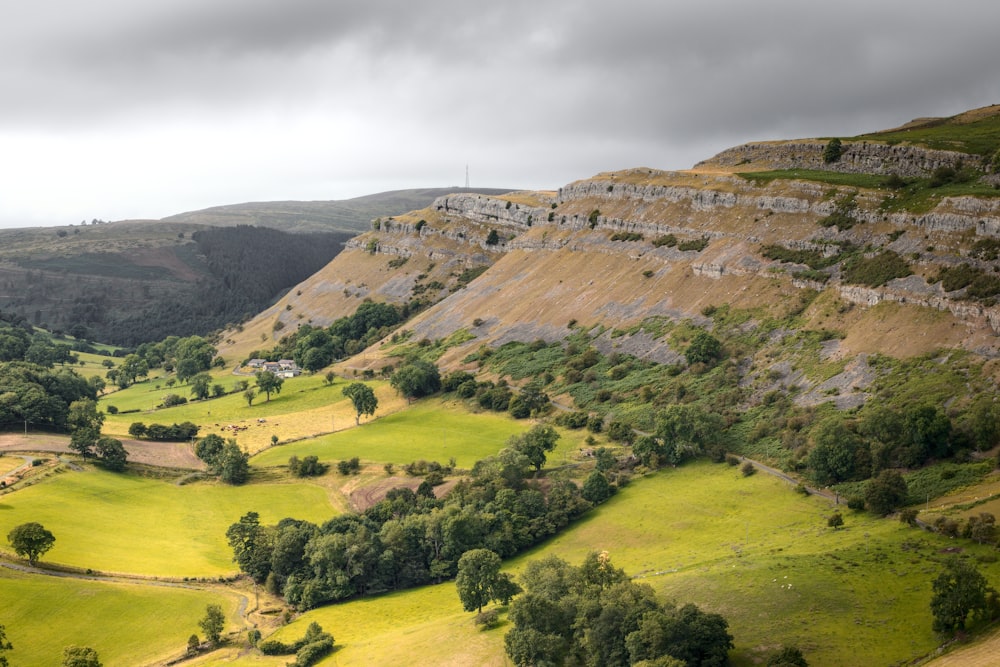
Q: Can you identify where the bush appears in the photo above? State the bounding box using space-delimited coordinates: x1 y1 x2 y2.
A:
258 638 296 655
741 461 756 477
828 512 844 528
823 137 843 163
846 496 866 511
159 393 188 408
475 608 501 629
607 420 634 444
842 251 911 287
337 457 361 475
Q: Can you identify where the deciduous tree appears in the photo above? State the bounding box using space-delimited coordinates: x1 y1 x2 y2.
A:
94 437 128 472
199 604 226 645
931 557 990 633
7 522 55 565
508 424 559 471
390 359 441 402
456 548 521 614
255 370 283 402
342 382 378 425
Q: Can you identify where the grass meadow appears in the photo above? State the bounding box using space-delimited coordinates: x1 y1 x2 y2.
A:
101 374 408 453
0 566 240 667
251 397 586 470
0 467 336 577
256 460 995 667
6 372 993 665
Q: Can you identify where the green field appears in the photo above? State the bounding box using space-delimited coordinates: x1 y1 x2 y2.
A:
0 468 335 577
0 566 238 667
251 397 585 470
257 461 993 667
101 374 409 453
4 370 993 666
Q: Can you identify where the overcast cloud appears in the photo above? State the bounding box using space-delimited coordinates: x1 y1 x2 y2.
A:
1 0 998 227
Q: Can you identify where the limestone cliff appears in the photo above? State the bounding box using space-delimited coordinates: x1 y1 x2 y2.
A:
219 107 1000 380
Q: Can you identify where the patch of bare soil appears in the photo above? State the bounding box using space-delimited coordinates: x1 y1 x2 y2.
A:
0 433 205 470
349 476 459 512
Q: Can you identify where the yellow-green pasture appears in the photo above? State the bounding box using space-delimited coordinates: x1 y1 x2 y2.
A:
0 566 240 667
0 467 336 577
0 454 24 476
251 397 587 470
102 375 407 454
262 461 984 667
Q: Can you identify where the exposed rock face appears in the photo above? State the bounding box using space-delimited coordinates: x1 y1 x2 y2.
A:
700 140 980 177
346 172 1000 339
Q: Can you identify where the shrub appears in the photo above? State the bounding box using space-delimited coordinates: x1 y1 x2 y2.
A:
337 457 361 475
159 393 187 408
842 251 911 287
475 608 501 629
607 420 634 443
741 461 757 477
588 209 601 228
823 137 843 163
828 512 844 528
846 496 866 511
678 237 710 252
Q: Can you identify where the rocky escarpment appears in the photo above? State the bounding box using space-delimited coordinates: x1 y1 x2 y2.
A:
699 140 982 178
388 175 1000 338
221 109 1000 365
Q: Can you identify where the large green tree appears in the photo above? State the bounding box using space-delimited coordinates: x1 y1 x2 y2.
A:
864 469 908 516
7 522 55 565
94 437 128 472
342 382 378 425
390 359 441 402
931 557 992 633
455 548 521 614
66 398 105 458
113 353 148 389
226 512 274 584
255 370 284 402
508 424 560 471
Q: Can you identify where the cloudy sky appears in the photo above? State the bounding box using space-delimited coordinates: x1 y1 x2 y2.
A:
1 0 998 228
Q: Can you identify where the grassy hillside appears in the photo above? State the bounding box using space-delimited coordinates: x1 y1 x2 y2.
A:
256 461 996 667
162 187 517 235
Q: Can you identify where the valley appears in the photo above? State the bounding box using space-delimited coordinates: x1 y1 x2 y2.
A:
3 107 1000 665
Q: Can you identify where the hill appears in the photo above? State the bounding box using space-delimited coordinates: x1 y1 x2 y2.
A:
160 187 517 235
221 105 1000 373
0 188 513 345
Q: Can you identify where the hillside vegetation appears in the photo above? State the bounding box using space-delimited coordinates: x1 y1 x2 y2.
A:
0 188 513 346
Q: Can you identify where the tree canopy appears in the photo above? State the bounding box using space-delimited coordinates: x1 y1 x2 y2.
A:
455 548 521 614
342 382 378 425
390 359 441 402
7 522 56 565
505 552 732 667
930 557 995 633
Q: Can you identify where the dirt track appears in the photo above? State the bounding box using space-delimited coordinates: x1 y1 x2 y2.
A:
0 433 205 470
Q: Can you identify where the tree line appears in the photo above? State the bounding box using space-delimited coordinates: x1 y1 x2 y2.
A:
225 425 596 610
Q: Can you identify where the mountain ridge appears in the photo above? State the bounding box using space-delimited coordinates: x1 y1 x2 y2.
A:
218 106 1000 408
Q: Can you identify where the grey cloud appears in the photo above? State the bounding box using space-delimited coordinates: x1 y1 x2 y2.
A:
1 0 999 226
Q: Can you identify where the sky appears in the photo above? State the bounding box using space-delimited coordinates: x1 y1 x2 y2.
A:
1 1 999 228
